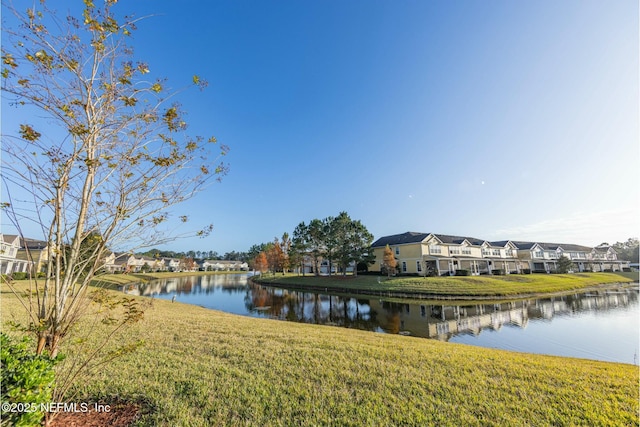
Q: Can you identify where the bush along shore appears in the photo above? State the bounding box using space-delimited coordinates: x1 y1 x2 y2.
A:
251 271 638 300
1 273 638 426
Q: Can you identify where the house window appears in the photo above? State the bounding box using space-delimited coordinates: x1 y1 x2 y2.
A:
402 261 407 272
450 248 460 255
482 249 490 256
505 249 513 257
534 251 543 258
492 249 501 256
395 247 400 255
416 261 422 272
429 245 441 254
462 248 471 255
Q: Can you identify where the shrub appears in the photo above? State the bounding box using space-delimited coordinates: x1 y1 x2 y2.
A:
522 269 531 274
455 269 469 276
491 269 505 275
11 272 27 280
0 333 59 427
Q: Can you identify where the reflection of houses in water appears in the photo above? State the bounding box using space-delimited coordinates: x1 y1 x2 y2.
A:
369 300 530 340
122 273 251 297
368 289 637 341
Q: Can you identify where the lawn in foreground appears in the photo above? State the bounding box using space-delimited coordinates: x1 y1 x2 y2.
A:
1 283 638 426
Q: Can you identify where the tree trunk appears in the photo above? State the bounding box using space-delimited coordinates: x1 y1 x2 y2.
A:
36 334 47 355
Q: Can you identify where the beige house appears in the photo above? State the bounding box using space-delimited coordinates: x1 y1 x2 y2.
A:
0 234 29 275
201 259 249 271
370 232 630 276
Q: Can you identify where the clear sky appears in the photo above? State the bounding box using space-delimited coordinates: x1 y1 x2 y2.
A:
2 0 639 254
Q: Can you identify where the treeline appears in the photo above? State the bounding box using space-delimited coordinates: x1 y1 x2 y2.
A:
250 212 374 276
606 238 639 262
137 249 249 262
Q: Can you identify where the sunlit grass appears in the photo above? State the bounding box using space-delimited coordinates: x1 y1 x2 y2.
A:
1 280 638 426
255 272 636 297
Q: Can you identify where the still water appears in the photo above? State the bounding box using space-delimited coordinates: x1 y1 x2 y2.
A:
123 273 640 365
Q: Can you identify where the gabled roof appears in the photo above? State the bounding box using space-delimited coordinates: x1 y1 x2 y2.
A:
372 232 487 248
371 232 430 247
20 238 48 250
432 234 484 246
510 241 593 252
0 234 21 246
490 240 519 249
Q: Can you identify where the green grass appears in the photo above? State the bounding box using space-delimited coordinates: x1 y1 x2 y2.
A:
254 272 636 298
1 280 638 426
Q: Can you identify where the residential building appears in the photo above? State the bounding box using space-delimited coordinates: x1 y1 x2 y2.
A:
0 234 30 275
370 231 630 276
201 259 249 271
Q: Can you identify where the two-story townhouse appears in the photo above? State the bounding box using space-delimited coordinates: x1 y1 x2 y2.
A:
163 258 180 272
201 259 249 271
371 232 630 276
15 238 50 275
0 234 28 275
370 232 521 276
589 246 627 272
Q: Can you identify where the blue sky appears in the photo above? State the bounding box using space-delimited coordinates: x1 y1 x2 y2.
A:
2 1 639 254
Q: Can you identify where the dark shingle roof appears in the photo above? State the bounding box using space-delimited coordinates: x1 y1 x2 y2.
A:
372 232 486 248
373 233 597 253
510 241 593 252
371 232 430 247
433 234 485 246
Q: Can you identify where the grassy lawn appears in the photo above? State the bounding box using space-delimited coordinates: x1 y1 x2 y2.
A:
254 272 637 298
1 279 638 426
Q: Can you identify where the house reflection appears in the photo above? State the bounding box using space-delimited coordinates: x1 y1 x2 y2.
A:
123 273 250 296
245 284 637 341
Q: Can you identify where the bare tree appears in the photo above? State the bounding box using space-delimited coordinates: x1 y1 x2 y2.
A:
1 0 228 361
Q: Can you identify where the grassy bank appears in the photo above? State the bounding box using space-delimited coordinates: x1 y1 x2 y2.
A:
253 272 637 298
1 280 638 426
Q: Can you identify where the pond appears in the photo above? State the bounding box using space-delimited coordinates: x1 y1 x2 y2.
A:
122 273 640 365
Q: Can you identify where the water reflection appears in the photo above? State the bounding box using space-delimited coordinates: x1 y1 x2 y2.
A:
123 274 639 364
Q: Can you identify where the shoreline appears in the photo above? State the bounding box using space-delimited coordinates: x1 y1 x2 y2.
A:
250 274 639 302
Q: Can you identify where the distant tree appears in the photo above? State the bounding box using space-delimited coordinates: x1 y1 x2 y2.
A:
281 232 291 273
382 244 397 278
266 238 286 275
329 212 374 276
307 219 325 276
612 238 639 262
180 257 197 271
321 216 339 276
291 223 310 275
254 252 268 275
556 255 574 274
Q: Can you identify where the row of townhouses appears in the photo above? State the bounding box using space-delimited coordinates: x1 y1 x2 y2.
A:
0 234 248 276
2 232 632 278
369 232 631 276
